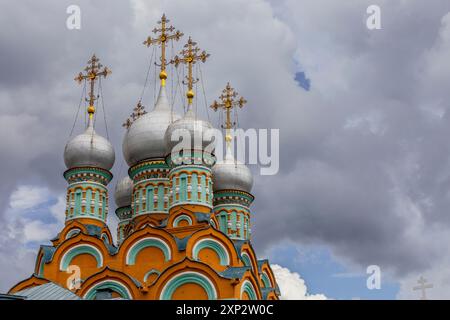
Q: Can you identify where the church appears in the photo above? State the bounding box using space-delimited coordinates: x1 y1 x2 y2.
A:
7 14 280 300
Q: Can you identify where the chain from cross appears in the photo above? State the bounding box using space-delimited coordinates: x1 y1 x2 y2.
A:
210 82 247 144
143 14 183 86
74 54 111 119
170 36 209 105
123 101 147 129
413 276 433 300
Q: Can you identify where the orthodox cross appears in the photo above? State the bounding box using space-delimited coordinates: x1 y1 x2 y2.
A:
210 83 247 144
171 37 209 105
74 54 111 120
122 100 147 129
413 276 433 300
143 14 183 86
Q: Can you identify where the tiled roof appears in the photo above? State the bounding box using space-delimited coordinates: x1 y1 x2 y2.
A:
173 235 191 251
220 266 251 279
41 245 56 263
257 259 269 272
194 212 210 223
12 282 81 300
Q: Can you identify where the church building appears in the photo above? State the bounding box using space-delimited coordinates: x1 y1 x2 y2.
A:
8 15 280 300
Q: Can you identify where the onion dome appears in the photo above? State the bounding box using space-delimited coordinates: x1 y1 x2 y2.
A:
114 176 133 208
64 120 115 171
164 107 215 154
212 145 253 193
122 86 181 166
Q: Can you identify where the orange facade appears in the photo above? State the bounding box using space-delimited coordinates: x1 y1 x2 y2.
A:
9 204 279 300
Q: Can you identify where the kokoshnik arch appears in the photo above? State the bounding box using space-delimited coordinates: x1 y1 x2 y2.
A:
8 14 280 300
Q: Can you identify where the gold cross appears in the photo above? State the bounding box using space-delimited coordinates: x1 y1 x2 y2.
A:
143 14 183 86
74 54 111 120
210 83 247 143
171 37 209 105
123 101 147 129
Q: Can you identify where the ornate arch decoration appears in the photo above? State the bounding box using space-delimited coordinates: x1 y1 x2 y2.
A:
83 279 132 300
186 228 240 266
240 243 259 273
143 269 161 283
261 272 272 288
241 252 252 268
240 280 257 300
173 214 193 227
159 271 217 300
259 261 277 289
192 238 230 266
65 228 81 239
59 244 103 271
125 237 171 265
101 233 109 243
209 218 218 229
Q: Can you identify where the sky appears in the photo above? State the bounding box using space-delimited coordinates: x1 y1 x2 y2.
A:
2 0 450 299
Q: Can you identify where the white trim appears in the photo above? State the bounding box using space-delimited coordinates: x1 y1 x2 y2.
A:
59 244 103 271
192 238 230 265
125 237 172 264
159 271 217 300
83 279 132 299
240 279 256 299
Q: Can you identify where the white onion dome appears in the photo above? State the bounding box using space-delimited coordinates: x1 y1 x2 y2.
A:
64 120 115 171
212 146 253 193
122 86 181 166
114 176 133 207
164 107 216 155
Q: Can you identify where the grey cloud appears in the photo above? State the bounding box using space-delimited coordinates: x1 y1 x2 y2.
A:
2 0 450 296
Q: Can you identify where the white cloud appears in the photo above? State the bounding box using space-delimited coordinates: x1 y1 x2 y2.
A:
9 185 50 211
271 264 327 300
23 219 55 243
49 193 66 225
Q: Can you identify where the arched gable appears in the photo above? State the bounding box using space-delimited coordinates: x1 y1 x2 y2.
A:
83 279 132 300
59 244 103 271
160 271 217 300
125 237 172 265
79 268 139 300
240 279 257 300
240 243 259 274
192 238 230 266
186 229 240 266
173 214 193 227
259 262 277 289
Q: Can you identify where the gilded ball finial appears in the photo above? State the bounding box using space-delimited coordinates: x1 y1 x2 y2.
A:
87 105 95 114
159 70 168 86
159 70 168 80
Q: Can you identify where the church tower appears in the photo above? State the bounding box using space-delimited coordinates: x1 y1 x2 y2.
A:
211 83 254 241
63 55 115 228
165 37 215 215
122 14 182 231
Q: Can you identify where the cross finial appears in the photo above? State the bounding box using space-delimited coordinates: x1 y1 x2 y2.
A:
74 54 111 122
413 276 433 300
170 36 210 106
122 100 147 129
143 14 183 87
210 82 247 144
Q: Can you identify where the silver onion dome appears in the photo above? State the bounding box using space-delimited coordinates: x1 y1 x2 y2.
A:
122 86 181 166
164 107 216 155
64 121 115 171
212 146 253 193
114 176 133 208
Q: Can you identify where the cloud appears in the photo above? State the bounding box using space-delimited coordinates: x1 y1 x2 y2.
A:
271 264 326 300
2 0 450 299
9 185 50 211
